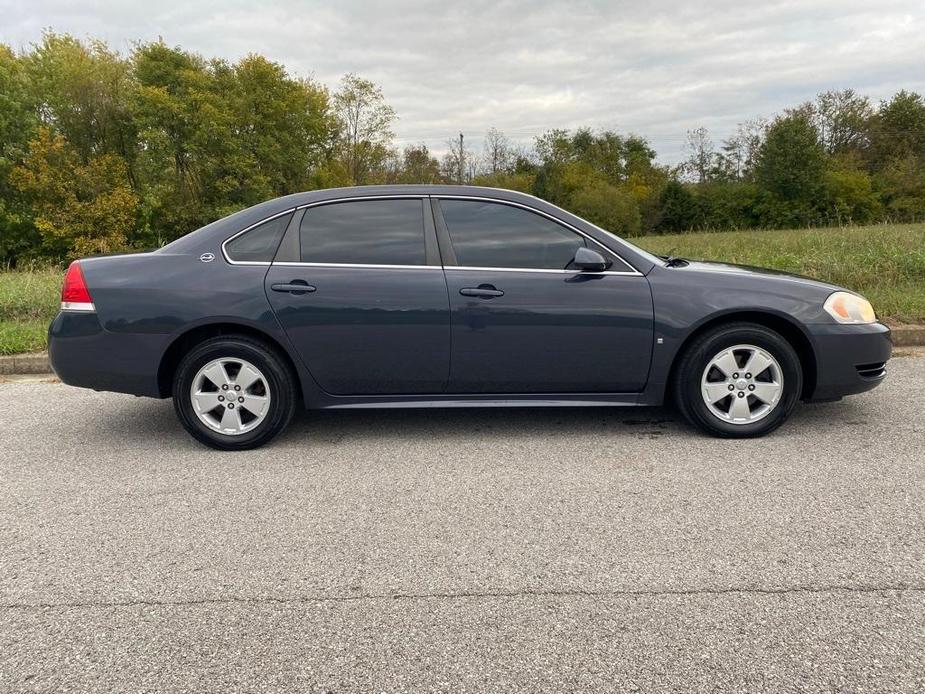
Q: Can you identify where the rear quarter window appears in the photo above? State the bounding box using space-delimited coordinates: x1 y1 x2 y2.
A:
224 213 293 262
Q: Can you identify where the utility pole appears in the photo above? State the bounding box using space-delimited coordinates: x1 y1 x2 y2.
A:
458 132 464 185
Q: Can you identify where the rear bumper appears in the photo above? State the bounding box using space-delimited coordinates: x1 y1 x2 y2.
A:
806 322 892 401
48 312 165 397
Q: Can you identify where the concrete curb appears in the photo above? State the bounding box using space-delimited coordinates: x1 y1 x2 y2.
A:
890 324 925 347
0 352 53 375
2 324 924 376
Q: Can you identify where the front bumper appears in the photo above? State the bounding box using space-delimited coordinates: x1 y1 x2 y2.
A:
48 312 166 397
805 322 892 401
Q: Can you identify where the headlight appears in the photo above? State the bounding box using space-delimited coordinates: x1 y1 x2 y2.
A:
823 291 877 324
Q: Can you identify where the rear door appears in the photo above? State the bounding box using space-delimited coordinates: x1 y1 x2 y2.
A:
435 197 653 393
264 197 450 395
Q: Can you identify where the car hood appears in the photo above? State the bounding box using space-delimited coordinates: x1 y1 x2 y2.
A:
678 259 843 292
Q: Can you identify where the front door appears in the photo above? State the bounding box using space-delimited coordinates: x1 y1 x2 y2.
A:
265 197 450 395
435 198 653 393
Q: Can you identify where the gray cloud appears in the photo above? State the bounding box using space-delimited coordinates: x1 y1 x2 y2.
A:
4 0 924 162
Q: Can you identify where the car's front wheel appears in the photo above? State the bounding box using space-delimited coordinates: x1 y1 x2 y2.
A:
673 322 803 438
173 336 297 450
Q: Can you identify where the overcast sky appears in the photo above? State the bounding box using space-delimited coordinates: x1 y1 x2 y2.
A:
3 0 924 163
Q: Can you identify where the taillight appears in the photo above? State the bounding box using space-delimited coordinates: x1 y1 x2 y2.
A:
60 261 95 312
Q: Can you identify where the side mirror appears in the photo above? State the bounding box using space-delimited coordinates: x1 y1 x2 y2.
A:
573 246 608 272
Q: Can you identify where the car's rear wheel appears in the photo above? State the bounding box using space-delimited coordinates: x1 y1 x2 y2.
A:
673 322 802 438
173 336 296 450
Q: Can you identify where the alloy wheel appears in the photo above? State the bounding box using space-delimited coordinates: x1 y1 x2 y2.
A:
189 357 271 435
700 344 784 424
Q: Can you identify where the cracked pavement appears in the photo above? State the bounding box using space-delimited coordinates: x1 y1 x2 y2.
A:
1 353 924 692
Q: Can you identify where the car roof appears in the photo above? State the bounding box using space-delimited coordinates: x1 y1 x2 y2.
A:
275 184 546 204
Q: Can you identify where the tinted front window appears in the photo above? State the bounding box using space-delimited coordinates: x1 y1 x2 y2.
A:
300 199 425 265
225 213 292 262
440 200 585 269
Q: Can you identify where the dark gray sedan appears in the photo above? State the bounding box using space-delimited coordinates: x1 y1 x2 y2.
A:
48 186 891 449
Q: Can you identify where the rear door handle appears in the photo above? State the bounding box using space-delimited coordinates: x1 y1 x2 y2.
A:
271 281 317 295
459 286 504 298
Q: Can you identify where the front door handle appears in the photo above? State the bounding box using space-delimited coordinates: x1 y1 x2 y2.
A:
459 285 504 298
271 281 317 295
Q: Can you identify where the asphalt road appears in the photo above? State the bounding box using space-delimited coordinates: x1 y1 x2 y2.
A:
1 354 924 693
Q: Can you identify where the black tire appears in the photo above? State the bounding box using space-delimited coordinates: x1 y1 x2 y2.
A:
172 335 297 450
673 322 803 438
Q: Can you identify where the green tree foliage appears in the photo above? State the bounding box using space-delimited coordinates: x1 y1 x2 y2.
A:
868 91 925 222
0 45 39 262
11 127 138 257
332 73 396 185
531 128 664 236
130 42 335 244
2 31 925 265
657 180 696 232
755 112 826 199
25 34 137 175
807 89 873 156
870 90 925 165
570 182 641 236
390 144 443 183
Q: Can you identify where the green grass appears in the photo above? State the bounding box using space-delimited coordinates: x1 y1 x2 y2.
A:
1 222 924 355
635 223 925 323
0 268 61 355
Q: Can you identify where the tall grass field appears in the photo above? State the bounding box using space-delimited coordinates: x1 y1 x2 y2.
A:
635 222 925 322
1 222 923 355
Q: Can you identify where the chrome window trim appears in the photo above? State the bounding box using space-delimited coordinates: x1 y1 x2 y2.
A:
221 193 643 276
443 266 638 276
221 208 299 266
222 195 431 267
271 262 443 271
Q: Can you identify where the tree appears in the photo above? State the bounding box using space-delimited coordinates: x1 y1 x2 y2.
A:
26 32 138 186
393 143 443 183
718 118 766 181
569 182 641 236
754 112 827 225
684 126 716 183
822 165 881 225
657 180 696 232
873 154 925 222
11 127 138 258
333 74 396 184
870 90 925 165
0 44 40 264
131 41 228 238
810 89 873 156
482 127 512 175
441 134 477 184
228 55 334 197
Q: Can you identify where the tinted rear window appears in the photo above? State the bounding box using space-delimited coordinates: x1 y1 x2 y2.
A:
300 199 425 265
224 213 292 262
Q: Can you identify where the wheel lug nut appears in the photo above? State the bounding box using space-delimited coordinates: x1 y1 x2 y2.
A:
745 373 752 379
238 397 244 403
222 384 228 390
748 384 755 391
228 403 235 409
234 385 241 391
728 384 735 391
732 373 739 379
218 395 224 401
737 392 745 398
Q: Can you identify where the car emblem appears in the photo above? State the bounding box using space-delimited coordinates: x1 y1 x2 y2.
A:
199 252 215 263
